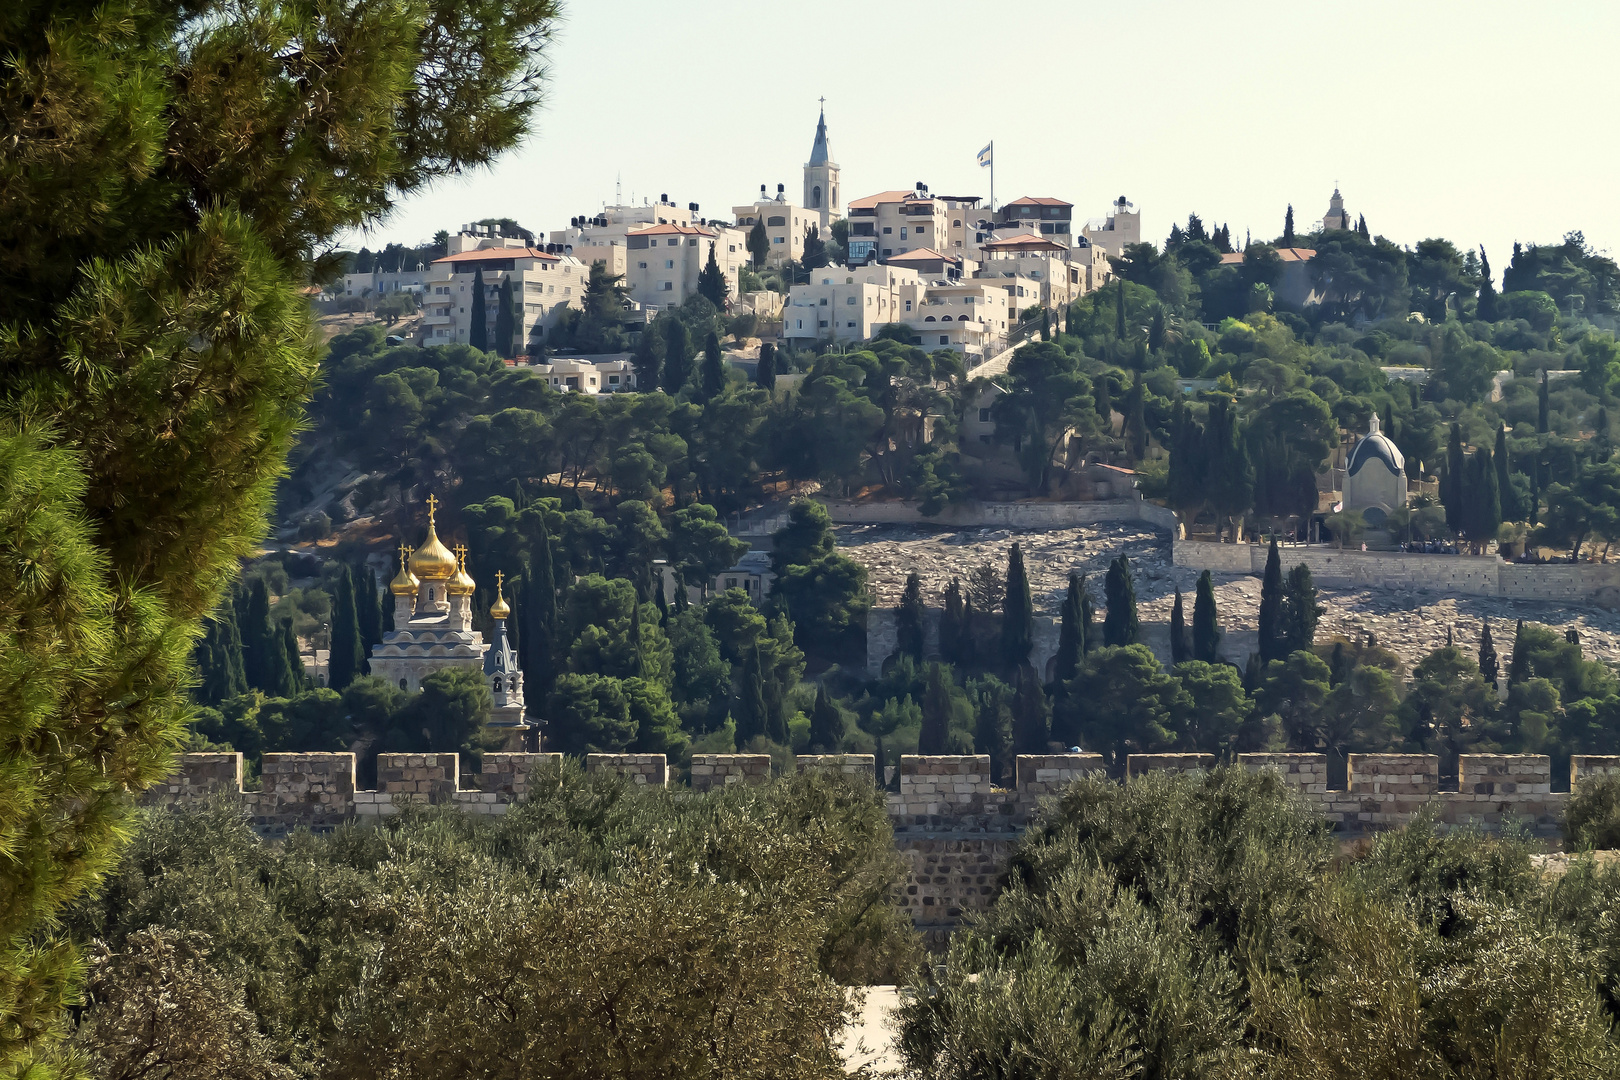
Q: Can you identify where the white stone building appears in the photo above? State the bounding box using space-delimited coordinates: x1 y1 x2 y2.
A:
1343 415 1407 526
1081 195 1141 256
370 499 531 744
418 241 588 354
624 222 748 311
782 263 922 346
732 186 821 266
846 188 953 265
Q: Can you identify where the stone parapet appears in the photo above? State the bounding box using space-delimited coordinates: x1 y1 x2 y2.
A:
473 753 562 799
585 753 668 787
890 755 1022 832
797 754 877 776
1239 753 1331 794
1127 753 1215 778
377 753 459 804
689 754 771 791
1016 754 1106 798
255 753 355 831
1571 756 1620 784
142 752 244 805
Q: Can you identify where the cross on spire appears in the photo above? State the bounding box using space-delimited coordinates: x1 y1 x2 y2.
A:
495 570 505 593
454 542 468 567
426 493 439 521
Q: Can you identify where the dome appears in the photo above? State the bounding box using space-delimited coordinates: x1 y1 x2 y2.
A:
490 571 511 621
1346 415 1404 478
389 545 420 596
408 496 458 580
447 544 476 597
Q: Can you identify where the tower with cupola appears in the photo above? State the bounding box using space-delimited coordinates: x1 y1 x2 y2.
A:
803 100 839 234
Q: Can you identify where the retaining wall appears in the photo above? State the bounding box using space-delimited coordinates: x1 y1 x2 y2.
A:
819 498 1176 531
146 750 1620 928
1174 539 1620 608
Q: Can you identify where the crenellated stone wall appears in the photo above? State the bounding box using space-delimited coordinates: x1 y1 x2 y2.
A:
144 750 1620 929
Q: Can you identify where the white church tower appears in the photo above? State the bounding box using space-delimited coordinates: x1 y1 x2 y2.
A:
803 101 839 234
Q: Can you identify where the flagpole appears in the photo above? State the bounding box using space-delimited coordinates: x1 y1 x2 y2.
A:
989 140 995 214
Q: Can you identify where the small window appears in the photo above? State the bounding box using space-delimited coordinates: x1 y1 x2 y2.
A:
847 320 856 328
882 226 892 234
668 238 679 246
400 678 408 690
818 320 828 328
940 335 949 345
846 296 856 305
661 281 673 291
638 261 648 269
905 300 913 311
665 259 674 269
819 298 828 306
609 374 620 383
978 408 990 422
900 227 908 239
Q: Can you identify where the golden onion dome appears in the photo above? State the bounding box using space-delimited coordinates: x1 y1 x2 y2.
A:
447 544 476 596
407 495 458 580
490 571 512 620
389 545 420 596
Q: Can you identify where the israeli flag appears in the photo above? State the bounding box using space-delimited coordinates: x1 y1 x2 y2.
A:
977 142 993 168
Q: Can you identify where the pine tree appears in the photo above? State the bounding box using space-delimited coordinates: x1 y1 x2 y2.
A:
1193 569 1220 662
1125 372 1147 460
1170 588 1189 665
1102 555 1139 647
661 318 692 394
1477 246 1499 321
495 275 516 357
1538 369 1550 434
939 579 966 667
919 663 952 754
735 644 768 745
1281 563 1321 655
697 243 729 308
632 326 662 390
756 341 777 391
1479 621 1499 683
1012 666 1049 754
1149 306 1165 352
328 564 365 691
1283 204 1296 247
470 267 488 352
1495 425 1519 521
1258 538 1285 663
1509 619 1530 685
808 686 846 752
1001 544 1034 670
896 572 926 662
1094 371 1112 427
1054 574 1085 685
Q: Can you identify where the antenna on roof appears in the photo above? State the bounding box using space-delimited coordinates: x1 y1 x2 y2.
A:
616 171 622 206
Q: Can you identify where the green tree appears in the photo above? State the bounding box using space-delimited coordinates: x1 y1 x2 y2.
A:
631 325 662 390
756 341 778 392
1102 555 1138 647
1258 538 1285 663
807 685 846 753
1480 621 1500 684
1477 245 1499 320
1281 563 1322 655
700 329 725 401
1001 544 1034 670
242 578 295 696
547 672 635 754
661 317 692 394
771 501 868 657
939 578 968 668
669 503 748 598
697 243 729 309
1192 569 1220 663
1257 651 1333 749
1283 203 1296 246
1053 574 1085 685
802 225 827 272
1012 666 1050 754
896 572 926 663
353 564 384 658
1062 645 1184 765
733 644 769 746
993 341 1099 494
470 267 488 351
1169 660 1251 756
328 565 365 691
747 220 770 268
1169 588 1189 665
1539 369 1551 434
495 275 516 357
919 662 953 755
1496 424 1520 522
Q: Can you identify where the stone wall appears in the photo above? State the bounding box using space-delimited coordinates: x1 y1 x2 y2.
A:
819 498 1175 530
1174 539 1620 608
145 750 1620 931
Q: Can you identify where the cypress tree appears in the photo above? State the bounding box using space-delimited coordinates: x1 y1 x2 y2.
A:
1356 214 1369 240
1283 204 1296 247
808 685 846 752
1282 564 1321 655
1125 372 1147 460
469 267 488 352
628 598 645 679
1258 538 1285 663
764 662 788 744
1193 569 1220 662
919 663 952 754
1329 640 1350 686
1538 369 1550 434
960 592 976 660
1242 651 1262 695
896 572 926 662
1094 371 1112 427
632 325 662 390
1149 306 1165 352
1080 581 1096 655
283 620 305 689
1012 666 1049 754
1102 555 1139 647
756 341 777 391
1170 587 1189 665
1001 544 1034 671
240 577 278 692
1495 425 1519 521
495 275 516 357
1115 279 1127 340
1442 424 1465 533
197 608 247 705
700 329 724 401
661 318 692 394
1040 309 1050 341
328 564 364 691
734 644 767 745
1479 621 1499 683
520 522 559 712
1054 574 1084 684
354 562 382 659
1477 246 1498 321
1469 447 1501 551
939 579 966 667
1508 619 1530 685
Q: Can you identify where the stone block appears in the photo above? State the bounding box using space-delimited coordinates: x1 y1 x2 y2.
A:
376 752 459 803
1348 754 1438 796
689 754 771 792
1458 754 1550 796
1126 753 1214 778
797 754 877 776
586 753 668 787
1571 756 1620 788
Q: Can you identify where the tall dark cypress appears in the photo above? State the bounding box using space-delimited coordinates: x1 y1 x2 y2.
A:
1012 666 1049 754
1102 555 1139 647
1479 621 1499 683
241 578 276 691
1193 569 1220 663
1508 619 1530 685
282 620 305 689
1000 544 1034 671
1257 538 1285 663
1442 423 1466 532
1538 369 1550 434
1169 588 1189 665
1094 371 1112 427
756 341 777 391
918 663 951 754
700 329 724 402
896 572 926 662
1054 574 1084 685
495 275 516 357
1124 372 1147 460
353 562 382 670
734 644 767 745
469 267 488 352
1079 581 1096 655
1477 246 1498 321
808 686 846 753
661 318 691 394
1281 564 1321 655
939 579 966 667
1282 204 1296 247
520 517 559 713
328 564 364 691
1495 425 1519 522
1115 279 1127 340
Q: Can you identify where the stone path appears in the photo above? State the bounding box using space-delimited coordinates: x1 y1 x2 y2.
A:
836 523 1620 670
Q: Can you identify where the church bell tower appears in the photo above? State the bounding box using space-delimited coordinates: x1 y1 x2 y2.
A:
803 100 839 234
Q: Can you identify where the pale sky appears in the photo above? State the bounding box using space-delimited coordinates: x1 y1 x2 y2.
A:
351 0 1619 273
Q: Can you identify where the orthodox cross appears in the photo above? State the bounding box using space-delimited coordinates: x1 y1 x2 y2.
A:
426 493 439 520
454 542 468 568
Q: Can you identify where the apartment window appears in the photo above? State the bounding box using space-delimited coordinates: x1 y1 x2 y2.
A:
688 239 697 246
847 320 856 328
939 336 949 345
818 320 828 328
796 319 803 329
728 245 737 252
978 408 991 422
846 296 856 305
638 261 648 269
661 282 674 291
900 228 907 239
882 226 892 234
609 375 620 384
917 225 928 233
773 236 784 244
563 287 571 296
819 298 828 306
904 300 912 311
952 219 961 227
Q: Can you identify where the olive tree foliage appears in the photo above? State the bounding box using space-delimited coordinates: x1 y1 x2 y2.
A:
0 0 560 1062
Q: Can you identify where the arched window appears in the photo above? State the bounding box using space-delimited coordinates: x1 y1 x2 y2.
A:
426 587 434 602
509 675 520 692
942 315 953 321
924 316 936 322
493 677 502 693
812 185 821 208
399 678 408 691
